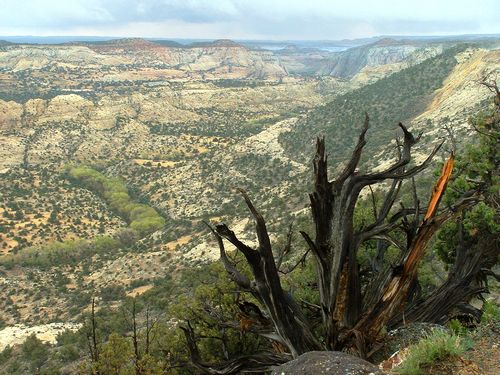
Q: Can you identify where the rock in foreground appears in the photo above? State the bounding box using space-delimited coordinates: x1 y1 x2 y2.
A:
271 351 384 375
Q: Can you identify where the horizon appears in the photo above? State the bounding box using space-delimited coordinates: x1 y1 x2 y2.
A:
1 32 500 45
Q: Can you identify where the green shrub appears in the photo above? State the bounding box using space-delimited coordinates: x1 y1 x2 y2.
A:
482 300 500 323
395 330 465 375
280 45 466 165
447 319 468 336
0 346 13 365
100 285 126 302
21 334 50 372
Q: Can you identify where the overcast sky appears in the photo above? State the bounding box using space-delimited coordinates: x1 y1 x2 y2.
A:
0 0 499 40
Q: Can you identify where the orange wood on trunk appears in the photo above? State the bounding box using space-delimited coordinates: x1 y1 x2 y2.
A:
425 154 455 220
403 154 455 275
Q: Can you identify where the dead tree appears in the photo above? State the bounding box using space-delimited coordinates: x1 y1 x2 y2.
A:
122 298 161 375
182 108 491 371
86 298 101 375
131 300 140 375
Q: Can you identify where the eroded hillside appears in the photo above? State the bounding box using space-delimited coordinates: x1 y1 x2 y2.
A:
0 38 498 328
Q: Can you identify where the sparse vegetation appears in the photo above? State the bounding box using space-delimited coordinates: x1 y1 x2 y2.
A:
280 45 467 164
0 236 120 268
395 330 466 375
0 34 498 375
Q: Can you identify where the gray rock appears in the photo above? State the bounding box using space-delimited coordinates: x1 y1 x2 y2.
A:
271 351 384 375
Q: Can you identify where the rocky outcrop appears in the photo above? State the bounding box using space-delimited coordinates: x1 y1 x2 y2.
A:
411 49 500 135
317 40 443 78
271 351 384 375
0 42 287 78
0 38 445 81
0 99 22 129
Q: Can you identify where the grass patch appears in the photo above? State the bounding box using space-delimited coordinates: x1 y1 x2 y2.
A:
395 329 466 375
482 299 500 323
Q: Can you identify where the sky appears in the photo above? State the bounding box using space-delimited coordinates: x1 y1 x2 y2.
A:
0 0 499 40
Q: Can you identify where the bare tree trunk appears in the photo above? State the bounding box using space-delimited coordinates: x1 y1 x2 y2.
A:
87 298 101 375
131 299 141 375
300 118 446 351
184 108 488 371
209 192 322 357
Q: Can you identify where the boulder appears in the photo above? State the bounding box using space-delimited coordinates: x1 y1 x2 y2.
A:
271 351 384 375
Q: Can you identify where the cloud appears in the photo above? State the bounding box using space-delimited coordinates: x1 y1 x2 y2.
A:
0 0 498 39
0 0 113 27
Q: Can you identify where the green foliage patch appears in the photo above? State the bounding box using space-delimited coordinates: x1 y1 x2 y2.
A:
68 166 165 236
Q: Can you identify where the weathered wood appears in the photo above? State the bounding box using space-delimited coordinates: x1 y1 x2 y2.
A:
210 191 322 357
351 155 456 343
201 118 452 359
181 322 290 374
301 118 446 349
183 96 496 371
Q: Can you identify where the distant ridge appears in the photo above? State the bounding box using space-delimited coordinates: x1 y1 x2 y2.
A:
0 36 122 45
83 38 244 49
273 44 324 54
187 39 244 48
0 34 498 51
72 37 160 48
150 40 184 48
